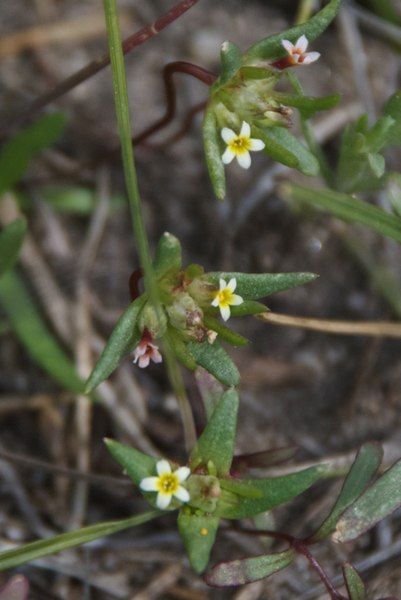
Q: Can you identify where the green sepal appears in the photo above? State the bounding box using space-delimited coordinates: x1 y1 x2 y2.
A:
178 510 220 573
265 127 319 176
190 388 238 475
343 563 366 600
206 272 317 300
153 232 182 278
104 438 156 486
203 107 226 200
188 340 240 387
203 315 249 347
0 218 27 278
215 466 322 519
85 295 146 393
218 41 243 86
244 0 340 61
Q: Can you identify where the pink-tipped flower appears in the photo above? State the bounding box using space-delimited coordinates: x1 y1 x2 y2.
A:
133 329 162 369
281 35 320 65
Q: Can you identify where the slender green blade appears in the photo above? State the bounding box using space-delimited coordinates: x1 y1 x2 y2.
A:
203 107 226 201
190 388 238 475
178 511 220 573
153 232 182 277
205 549 294 586
218 41 242 85
343 563 366 600
245 0 340 60
85 296 145 393
203 315 249 347
311 443 382 542
0 219 26 278
335 458 401 542
187 340 240 387
104 438 157 485
0 271 83 393
0 511 159 572
265 127 319 176
384 91 401 146
286 184 401 244
207 272 317 300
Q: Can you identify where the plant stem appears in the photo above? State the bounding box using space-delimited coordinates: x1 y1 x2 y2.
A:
103 0 196 452
295 0 317 24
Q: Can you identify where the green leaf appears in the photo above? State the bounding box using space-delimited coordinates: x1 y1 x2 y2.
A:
205 549 294 586
0 113 66 196
203 107 226 201
0 219 26 278
203 315 248 347
216 466 322 519
232 447 298 474
0 511 159 572
187 340 240 387
253 126 299 170
244 0 340 60
343 563 366 600
191 388 238 475
367 153 385 178
384 91 401 146
178 511 220 573
104 438 157 485
153 232 182 277
271 91 341 119
335 458 401 542
285 184 401 244
195 368 225 421
266 127 319 176
207 272 317 301
0 271 83 393
168 328 197 371
218 41 243 85
310 443 383 542
227 300 268 317
85 295 146 393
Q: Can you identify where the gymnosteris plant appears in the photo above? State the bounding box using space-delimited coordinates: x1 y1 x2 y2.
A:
1 0 401 598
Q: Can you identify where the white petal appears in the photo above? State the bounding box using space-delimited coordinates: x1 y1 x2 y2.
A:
156 459 171 476
211 296 220 307
302 51 320 64
156 492 172 510
174 486 190 503
227 278 237 292
139 477 159 492
221 127 236 143
237 151 251 169
249 138 265 151
138 354 150 368
296 34 308 53
175 466 191 482
240 121 251 138
220 305 231 322
151 349 163 364
222 147 235 164
230 294 244 306
282 39 294 54
219 278 227 290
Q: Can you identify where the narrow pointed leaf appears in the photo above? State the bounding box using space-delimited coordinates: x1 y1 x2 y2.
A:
311 443 382 542
335 458 401 542
271 91 341 118
104 438 157 485
384 91 401 146
178 511 220 573
0 218 26 278
231 446 298 474
244 0 340 60
0 511 159 572
203 107 226 200
266 127 319 176
153 232 182 277
188 340 240 387
343 563 366 600
216 466 322 519
286 184 401 244
0 113 66 196
191 388 238 475
219 41 242 85
206 549 294 586
168 328 197 371
0 271 83 393
203 315 248 346
207 272 317 300
195 368 225 421
85 295 146 393
227 300 267 317
253 126 299 169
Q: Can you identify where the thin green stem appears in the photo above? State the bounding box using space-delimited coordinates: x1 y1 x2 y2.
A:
295 0 317 24
103 0 196 451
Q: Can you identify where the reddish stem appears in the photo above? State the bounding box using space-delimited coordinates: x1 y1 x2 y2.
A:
147 100 207 148
1 0 201 135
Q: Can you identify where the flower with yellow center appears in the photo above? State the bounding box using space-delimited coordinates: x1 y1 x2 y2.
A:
221 121 265 169
211 278 244 322
281 35 320 66
139 459 190 510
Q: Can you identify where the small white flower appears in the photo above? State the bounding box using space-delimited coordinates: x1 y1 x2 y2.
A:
211 278 244 322
139 459 190 510
281 35 320 65
221 121 265 169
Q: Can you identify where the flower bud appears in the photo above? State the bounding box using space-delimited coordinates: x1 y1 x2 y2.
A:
138 302 167 339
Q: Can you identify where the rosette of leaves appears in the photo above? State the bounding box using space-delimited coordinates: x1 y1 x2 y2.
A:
105 387 324 573
85 232 317 391
202 0 342 199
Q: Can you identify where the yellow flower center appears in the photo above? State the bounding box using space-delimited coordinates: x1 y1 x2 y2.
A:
216 288 234 308
156 473 180 494
228 136 251 155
